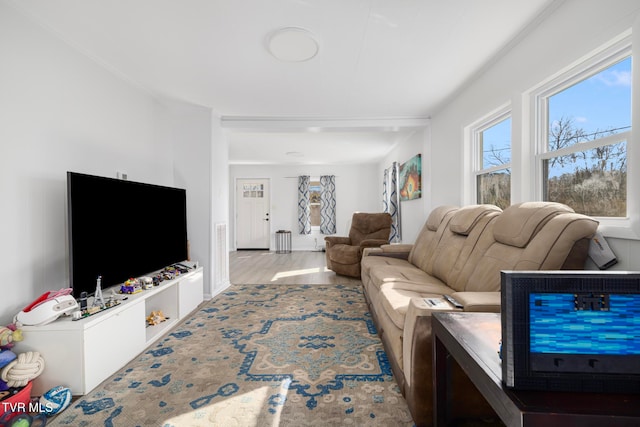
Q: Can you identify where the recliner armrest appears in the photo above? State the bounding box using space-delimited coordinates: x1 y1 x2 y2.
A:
359 238 390 248
324 236 351 246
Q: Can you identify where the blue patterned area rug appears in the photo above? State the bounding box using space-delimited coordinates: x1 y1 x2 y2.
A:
51 284 414 426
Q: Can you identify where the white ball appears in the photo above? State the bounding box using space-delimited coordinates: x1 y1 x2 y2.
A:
39 385 72 416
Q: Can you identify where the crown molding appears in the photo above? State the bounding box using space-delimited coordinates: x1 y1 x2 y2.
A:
220 115 430 132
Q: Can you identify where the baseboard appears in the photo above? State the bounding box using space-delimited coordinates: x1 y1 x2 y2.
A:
206 281 231 300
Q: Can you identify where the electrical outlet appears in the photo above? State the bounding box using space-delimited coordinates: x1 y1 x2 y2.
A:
117 171 128 180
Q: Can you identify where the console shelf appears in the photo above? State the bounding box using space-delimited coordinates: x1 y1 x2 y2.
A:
20 267 204 396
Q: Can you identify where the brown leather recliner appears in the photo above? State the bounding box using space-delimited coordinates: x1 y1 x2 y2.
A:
325 212 392 278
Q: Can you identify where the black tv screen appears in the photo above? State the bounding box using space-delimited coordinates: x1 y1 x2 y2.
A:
67 172 188 298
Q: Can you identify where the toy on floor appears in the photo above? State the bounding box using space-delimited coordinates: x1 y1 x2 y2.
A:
0 412 47 427
146 310 167 326
0 351 17 392
0 351 45 388
40 385 72 416
0 325 23 350
0 381 42 425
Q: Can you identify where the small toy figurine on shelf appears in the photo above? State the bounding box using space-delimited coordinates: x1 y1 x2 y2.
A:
146 310 166 326
93 276 105 309
0 325 22 351
120 278 142 294
141 277 153 290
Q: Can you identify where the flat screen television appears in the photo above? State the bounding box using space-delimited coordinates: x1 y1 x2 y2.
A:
67 172 188 298
501 270 640 393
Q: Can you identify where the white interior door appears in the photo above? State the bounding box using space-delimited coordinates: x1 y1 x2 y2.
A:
236 178 270 249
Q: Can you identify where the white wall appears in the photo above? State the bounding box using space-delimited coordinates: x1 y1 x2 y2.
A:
229 163 379 251
162 101 215 297
378 127 431 244
210 120 230 296
429 0 640 270
0 3 214 324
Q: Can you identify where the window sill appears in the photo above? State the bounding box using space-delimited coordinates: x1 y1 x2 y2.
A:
595 217 640 241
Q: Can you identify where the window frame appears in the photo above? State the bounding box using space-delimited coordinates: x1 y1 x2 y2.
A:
528 31 637 239
464 103 512 206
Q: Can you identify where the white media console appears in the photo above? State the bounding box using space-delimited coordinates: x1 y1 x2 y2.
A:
20 267 204 395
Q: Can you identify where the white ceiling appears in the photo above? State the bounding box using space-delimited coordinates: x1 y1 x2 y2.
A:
9 0 555 164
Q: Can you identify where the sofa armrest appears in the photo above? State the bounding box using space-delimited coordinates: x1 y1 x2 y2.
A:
402 297 463 385
451 292 501 313
400 296 462 422
381 243 414 253
363 243 413 260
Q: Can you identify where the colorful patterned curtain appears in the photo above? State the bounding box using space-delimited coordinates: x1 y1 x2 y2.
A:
298 175 311 234
320 175 337 234
383 163 401 242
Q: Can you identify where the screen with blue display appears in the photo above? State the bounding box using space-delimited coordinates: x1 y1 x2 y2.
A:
530 293 640 355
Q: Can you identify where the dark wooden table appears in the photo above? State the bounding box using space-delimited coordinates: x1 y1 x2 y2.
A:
432 312 640 427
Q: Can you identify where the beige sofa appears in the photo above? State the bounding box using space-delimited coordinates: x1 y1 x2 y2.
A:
360 202 599 426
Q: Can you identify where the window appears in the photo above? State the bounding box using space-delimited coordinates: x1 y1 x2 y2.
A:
309 180 321 227
470 107 511 209
242 183 264 199
535 44 631 218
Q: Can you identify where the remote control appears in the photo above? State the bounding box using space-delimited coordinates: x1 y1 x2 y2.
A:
443 294 464 309
424 298 448 308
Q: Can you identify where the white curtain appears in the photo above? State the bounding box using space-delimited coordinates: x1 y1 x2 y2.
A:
298 176 311 234
320 175 336 234
383 162 401 242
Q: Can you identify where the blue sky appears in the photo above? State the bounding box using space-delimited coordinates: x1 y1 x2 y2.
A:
549 57 631 141
482 57 632 168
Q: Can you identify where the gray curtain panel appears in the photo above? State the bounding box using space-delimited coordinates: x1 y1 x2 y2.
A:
383 163 401 242
320 175 337 234
298 175 311 234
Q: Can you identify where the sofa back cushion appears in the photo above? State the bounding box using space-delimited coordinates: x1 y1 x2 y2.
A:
493 201 574 247
408 205 458 271
425 205 502 286
455 202 599 292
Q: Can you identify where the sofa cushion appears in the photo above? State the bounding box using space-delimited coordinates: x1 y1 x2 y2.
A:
493 202 574 248
458 210 598 292
449 204 501 235
426 205 458 232
370 265 435 288
408 206 458 273
379 286 424 330
383 280 453 296
378 281 453 329
427 205 501 286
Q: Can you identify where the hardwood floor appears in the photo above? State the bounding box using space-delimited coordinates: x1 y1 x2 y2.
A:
229 250 362 285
